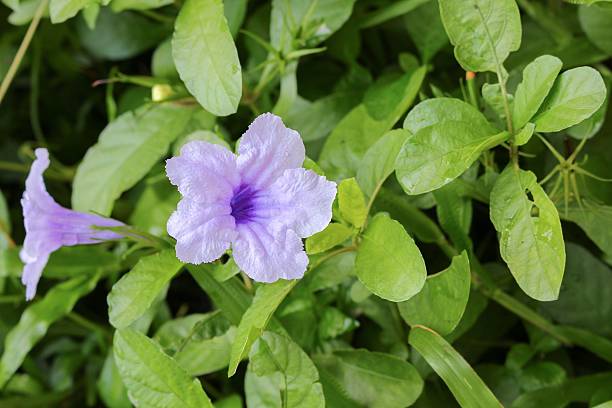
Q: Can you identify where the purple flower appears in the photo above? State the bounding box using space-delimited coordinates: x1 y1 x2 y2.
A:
166 113 336 282
21 148 123 300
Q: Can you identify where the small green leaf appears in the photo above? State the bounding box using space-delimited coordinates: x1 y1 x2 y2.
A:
408 325 503 408
108 249 183 329
561 202 612 256
228 279 296 376
579 4 612 56
356 129 410 198
305 223 353 255
356 213 426 302
338 178 367 228
515 122 536 146
399 251 471 335
173 0 242 116
512 55 563 130
111 0 172 12
114 328 213 408
490 166 565 301
245 332 325 408
404 0 448 63
97 349 131 408
438 0 521 72
534 66 606 132
0 273 101 388
314 349 424 408
395 121 507 195
49 0 95 23
72 103 193 215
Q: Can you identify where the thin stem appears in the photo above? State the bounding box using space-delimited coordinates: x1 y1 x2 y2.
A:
360 182 385 234
535 133 565 164
0 0 48 105
30 37 46 145
66 312 112 340
309 245 356 271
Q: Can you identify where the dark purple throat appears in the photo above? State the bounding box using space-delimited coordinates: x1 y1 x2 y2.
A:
230 184 258 224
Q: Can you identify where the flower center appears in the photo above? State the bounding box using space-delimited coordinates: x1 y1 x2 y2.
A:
230 184 258 225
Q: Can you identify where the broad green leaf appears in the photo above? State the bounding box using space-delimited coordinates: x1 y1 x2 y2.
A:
408 325 503 408
515 122 535 146
113 328 213 407
356 129 410 198
108 249 183 329
49 0 95 23
72 103 193 215
490 166 565 301
338 178 367 228
561 202 612 255
151 38 178 80
305 223 353 255
579 4 612 56
97 349 131 408
314 349 423 408
270 0 355 53
540 243 612 337
402 97 497 135
155 312 236 375
511 371 612 408
399 251 470 335
319 67 426 179
356 213 426 302
512 55 563 130
224 0 248 37
76 8 169 60
111 0 172 12
533 66 606 132
245 332 324 408
395 121 507 195
404 0 448 62
129 174 180 236
433 182 473 251
228 279 296 376
173 0 242 116
0 273 100 388
438 0 521 72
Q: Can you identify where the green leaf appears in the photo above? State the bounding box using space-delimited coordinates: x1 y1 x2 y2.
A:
514 122 535 146
404 0 448 63
540 243 612 337
97 349 131 408
338 178 367 228
356 129 410 198
245 332 324 408
579 4 612 56
113 328 213 408
76 8 169 60
356 213 426 302
408 325 503 408
228 279 296 376
512 55 563 130
111 0 172 12
305 223 353 255
0 273 100 388
359 0 429 29
319 67 426 179
72 103 193 215
395 120 507 195
314 349 424 408
173 0 242 116
533 66 606 132
151 38 178 80
438 0 521 72
399 251 470 335
50 0 95 23
490 166 565 301
561 202 612 255
108 249 183 329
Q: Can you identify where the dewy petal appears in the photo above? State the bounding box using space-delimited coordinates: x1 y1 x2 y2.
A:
262 168 337 238
232 223 308 282
20 148 124 300
166 141 240 204
167 198 237 264
237 113 305 190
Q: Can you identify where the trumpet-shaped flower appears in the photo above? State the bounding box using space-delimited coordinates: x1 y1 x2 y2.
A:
166 113 336 282
21 148 123 300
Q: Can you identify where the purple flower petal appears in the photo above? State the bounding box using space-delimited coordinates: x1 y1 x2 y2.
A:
21 148 123 300
167 198 236 264
237 113 305 190
264 168 337 238
232 224 308 282
166 141 240 203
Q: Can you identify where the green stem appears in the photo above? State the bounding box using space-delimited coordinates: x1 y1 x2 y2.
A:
0 0 48 105
66 312 112 340
29 37 46 145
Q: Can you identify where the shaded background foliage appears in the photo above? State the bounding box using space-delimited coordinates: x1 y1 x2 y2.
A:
0 0 612 407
